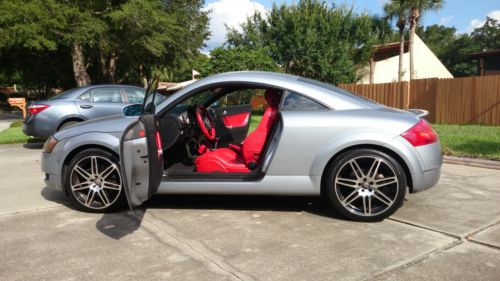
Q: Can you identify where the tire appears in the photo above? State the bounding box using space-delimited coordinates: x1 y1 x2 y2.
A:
324 148 407 222
59 120 80 130
65 148 126 213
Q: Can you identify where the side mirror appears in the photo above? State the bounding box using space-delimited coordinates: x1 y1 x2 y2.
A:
123 104 143 117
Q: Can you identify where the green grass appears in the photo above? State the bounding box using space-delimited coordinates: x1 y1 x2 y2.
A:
0 126 30 144
249 115 262 132
432 124 500 160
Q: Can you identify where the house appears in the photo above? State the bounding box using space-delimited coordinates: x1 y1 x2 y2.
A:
467 49 500 76
358 34 453 84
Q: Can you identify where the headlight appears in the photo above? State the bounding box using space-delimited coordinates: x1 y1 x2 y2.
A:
43 137 59 153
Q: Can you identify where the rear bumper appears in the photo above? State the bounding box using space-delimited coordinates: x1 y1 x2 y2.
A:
385 137 442 193
22 116 37 137
22 114 56 138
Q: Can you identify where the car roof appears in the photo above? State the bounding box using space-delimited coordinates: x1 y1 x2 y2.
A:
52 84 144 100
156 71 382 111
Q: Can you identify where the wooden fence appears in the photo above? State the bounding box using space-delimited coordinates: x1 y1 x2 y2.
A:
338 75 500 125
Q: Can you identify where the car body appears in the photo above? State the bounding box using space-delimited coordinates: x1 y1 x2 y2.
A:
23 85 146 138
41 71 442 221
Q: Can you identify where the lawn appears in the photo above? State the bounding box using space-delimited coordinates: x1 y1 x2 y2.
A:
0 121 40 144
432 124 500 160
249 115 499 160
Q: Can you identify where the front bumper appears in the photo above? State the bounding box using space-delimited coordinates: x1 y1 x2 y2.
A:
41 145 64 192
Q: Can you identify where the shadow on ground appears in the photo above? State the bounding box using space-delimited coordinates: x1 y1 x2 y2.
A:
41 189 344 240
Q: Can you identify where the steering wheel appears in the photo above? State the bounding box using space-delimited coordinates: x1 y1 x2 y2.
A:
195 104 216 141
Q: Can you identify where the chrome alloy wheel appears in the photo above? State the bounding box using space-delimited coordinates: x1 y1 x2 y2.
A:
334 156 400 217
70 155 122 210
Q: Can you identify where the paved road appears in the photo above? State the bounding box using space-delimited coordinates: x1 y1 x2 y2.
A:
0 144 499 281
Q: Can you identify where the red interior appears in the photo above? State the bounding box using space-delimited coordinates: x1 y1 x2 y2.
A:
195 89 281 173
222 112 250 128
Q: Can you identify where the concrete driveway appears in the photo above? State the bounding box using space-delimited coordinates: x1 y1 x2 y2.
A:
0 143 499 281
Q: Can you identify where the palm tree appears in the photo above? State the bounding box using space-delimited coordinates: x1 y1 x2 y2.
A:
407 0 443 80
384 0 410 82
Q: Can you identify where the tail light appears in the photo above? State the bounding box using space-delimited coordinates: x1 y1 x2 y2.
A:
28 104 50 115
401 119 438 147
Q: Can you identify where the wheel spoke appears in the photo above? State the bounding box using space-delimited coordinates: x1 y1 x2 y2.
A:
336 177 358 188
342 190 360 206
100 164 117 180
97 190 110 206
362 196 372 215
90 156 99 175
375 176 398 188
85 190 96 206
368 196 372 214
71 181 91 191
349 160 364 179
74 165 91 179
367 158 382 178
101 180 121 190
374 189 393 206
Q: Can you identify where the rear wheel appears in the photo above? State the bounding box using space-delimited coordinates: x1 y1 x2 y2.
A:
324 149 406 222
65 148 125 212
59 120 80 130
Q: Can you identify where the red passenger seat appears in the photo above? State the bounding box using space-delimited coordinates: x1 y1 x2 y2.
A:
195 89 281 173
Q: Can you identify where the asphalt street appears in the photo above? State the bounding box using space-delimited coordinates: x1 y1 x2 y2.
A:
0 143 499 281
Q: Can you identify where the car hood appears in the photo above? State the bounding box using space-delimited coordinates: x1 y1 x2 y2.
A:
54 114 137 140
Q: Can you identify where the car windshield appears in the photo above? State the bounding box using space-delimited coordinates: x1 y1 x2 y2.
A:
49 88 79 100
298 77 380 105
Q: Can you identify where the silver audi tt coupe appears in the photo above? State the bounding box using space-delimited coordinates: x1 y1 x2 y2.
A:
41 71 442 221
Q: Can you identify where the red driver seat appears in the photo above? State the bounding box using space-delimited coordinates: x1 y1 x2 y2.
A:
195 89 281 173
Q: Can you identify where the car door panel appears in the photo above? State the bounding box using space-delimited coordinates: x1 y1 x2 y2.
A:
120 114 163 208
75 87 126 120
212 104 252 145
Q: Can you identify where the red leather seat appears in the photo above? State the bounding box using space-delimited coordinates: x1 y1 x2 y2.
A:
195 89 281 173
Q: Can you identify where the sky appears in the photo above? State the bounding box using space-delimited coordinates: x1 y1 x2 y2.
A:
203 0 500 50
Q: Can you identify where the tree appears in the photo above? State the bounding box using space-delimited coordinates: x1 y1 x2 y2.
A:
203 47 279 75
384 0 410 82
0 0 209 89
406 0 443 80
471 17 500 51
226 1 378 84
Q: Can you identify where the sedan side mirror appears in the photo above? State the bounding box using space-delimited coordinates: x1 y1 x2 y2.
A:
123 104 143 117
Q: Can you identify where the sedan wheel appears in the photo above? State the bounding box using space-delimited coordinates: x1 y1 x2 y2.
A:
66 149 124 212
325 149 406 222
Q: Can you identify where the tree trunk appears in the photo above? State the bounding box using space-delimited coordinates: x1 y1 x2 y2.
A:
409 8 420 81
397 18 405 82
70 42 91 87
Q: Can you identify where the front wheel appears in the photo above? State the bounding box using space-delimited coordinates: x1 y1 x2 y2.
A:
65 148 125 212
324 149 407 222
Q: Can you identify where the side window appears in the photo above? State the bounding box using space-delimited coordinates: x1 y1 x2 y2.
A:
282 92 328 111
88 87 124 103
78 92 91 101
216 89 256 107
124 88 146 103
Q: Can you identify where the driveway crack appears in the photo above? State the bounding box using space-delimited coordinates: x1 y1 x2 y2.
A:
130 210 255 281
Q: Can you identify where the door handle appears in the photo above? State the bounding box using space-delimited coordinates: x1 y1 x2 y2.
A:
80 105 93 109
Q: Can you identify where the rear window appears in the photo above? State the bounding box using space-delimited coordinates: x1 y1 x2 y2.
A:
124 88 146 103
49 88 79 100
282 92 328 111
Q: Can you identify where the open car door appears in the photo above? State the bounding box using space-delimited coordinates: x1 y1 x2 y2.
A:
120 114 163 208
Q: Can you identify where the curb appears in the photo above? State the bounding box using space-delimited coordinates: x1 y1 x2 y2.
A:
443 156 500 170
